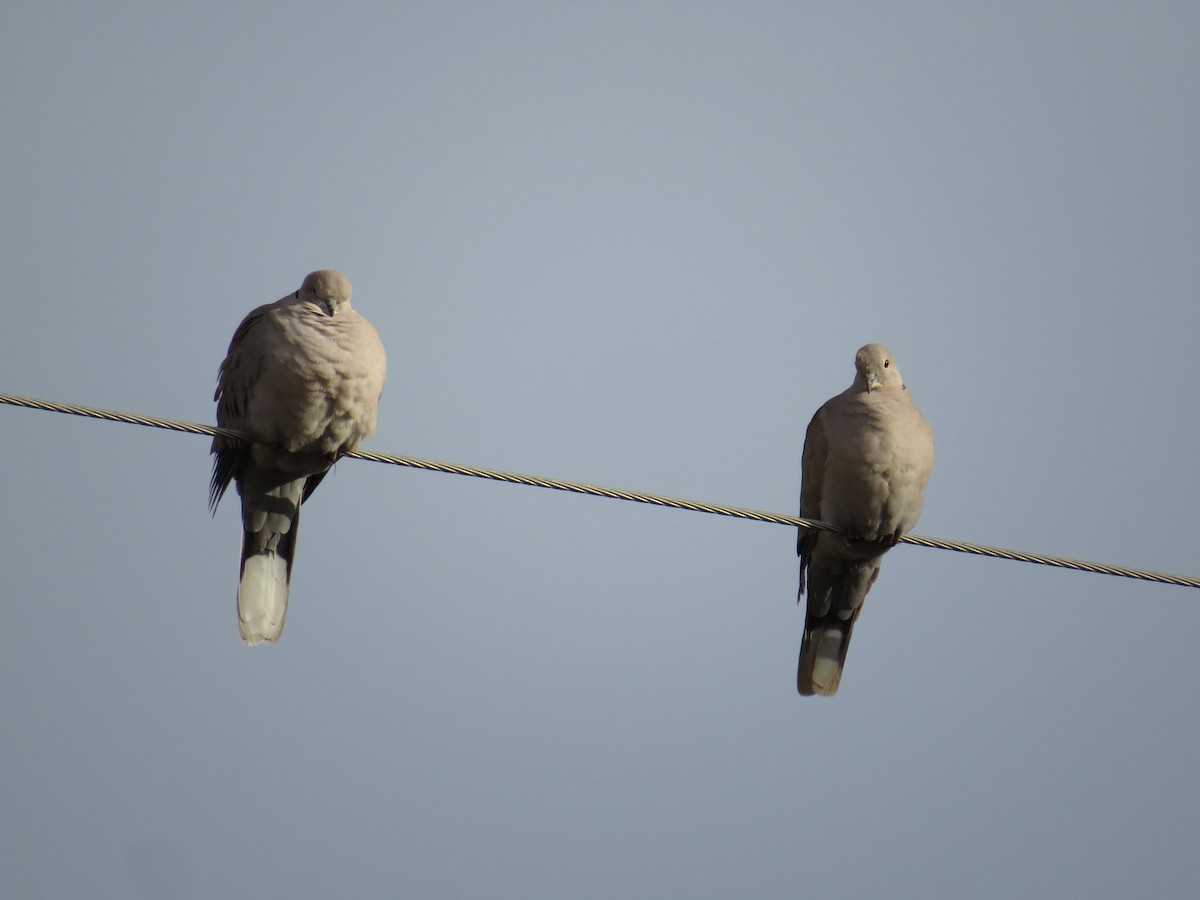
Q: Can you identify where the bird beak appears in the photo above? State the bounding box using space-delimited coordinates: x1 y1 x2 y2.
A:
865 375 881 392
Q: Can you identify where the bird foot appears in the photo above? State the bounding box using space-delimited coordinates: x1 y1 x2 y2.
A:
846 529 901 550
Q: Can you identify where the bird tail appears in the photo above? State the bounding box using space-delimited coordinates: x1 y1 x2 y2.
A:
237 541 294 645
797 620 855 696
236 477 304 645
796 556 880 696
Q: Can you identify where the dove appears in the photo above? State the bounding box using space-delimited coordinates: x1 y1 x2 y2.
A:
796 343 934 696
209 269 387 645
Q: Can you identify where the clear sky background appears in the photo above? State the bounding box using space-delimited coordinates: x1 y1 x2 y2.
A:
2 3 1198 898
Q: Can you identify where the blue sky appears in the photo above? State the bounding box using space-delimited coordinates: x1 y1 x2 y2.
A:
2 3 1198 897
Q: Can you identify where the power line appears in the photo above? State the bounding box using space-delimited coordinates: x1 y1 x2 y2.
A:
3 390 1197 590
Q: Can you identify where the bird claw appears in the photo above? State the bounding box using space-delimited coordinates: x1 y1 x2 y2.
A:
846 529 901 550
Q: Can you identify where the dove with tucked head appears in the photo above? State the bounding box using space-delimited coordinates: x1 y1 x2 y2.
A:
210 270 387 644
797 343 934 695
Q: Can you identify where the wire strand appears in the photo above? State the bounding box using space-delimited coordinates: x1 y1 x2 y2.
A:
3 391 1197 590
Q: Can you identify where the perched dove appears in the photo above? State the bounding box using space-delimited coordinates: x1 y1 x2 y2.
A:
796 343 934 696
209 270 387 645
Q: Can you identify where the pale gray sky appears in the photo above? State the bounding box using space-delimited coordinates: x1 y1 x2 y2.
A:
2 3 1198 898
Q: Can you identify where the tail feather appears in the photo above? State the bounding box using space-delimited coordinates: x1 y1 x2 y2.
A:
235 473 304 646
797 621 854 696
796 556 879 696
238 548 291 644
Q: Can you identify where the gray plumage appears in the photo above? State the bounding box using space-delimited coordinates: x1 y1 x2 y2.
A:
210 270 387 645
797 343 935 696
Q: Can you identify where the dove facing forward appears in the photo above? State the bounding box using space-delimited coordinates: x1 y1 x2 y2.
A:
210 270 387 645
797 343 934 696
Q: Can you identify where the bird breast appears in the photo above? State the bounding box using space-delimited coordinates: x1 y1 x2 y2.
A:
819 392 933 539
250 311 385 455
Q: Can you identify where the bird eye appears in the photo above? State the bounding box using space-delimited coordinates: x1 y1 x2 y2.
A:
883 359 890 368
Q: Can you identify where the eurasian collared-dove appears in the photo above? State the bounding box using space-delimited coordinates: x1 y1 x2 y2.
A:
796 343 934 696
209 270 387 645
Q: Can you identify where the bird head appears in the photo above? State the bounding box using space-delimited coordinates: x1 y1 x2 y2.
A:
299 269 353 316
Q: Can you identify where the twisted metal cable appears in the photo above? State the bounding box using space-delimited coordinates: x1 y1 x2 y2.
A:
3 391 1197 589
